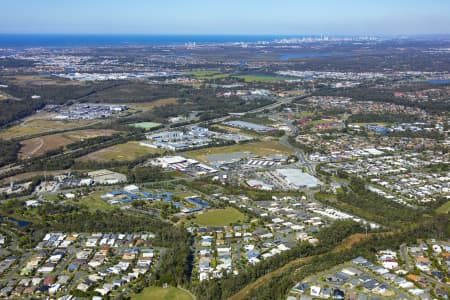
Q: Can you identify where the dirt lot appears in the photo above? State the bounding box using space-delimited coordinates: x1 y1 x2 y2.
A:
19 129 120 159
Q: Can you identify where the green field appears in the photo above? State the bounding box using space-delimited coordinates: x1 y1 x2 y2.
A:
186 70 230 80
186 70 295 82
132 286 193 300
76 190 113 211
77 141 163 162
436 201 450 214
193 207 246 226
233 74 295 82
184 140 293 163
129 122 162 130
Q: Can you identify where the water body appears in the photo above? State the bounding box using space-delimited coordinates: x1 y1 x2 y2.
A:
427 79 450 84
0 215 32 227
280 52 352 61
0 34 315 48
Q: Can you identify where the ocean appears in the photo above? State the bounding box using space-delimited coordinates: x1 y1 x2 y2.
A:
0 34 308 48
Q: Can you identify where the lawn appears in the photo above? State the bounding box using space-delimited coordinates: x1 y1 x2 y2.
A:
436 201 450 214
184 141 293 163
132 286 193 300
77 141 163 162
193 207 246 226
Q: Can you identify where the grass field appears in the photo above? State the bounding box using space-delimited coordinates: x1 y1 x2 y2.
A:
193 207 246 226
0 170 70 185
19 129 120 159
186 70 230 80
129 122 162 130
77 141 163 162
0 119 97 139
436 201 450 214
5 75 84 86
187 71 295 82
239 117 276 125
74 190 113 211
132 286 193 300
126 98 178 111
184 141 293 163
233 75 295 83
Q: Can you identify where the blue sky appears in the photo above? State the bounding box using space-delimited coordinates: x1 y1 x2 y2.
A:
1 0 450 35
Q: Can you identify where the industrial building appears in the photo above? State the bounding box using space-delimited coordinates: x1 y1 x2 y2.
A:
87 170 127 185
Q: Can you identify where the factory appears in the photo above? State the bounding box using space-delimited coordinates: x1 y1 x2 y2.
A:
87 170 127 185
223 120 276 133
144 127 214 151
53 104 128 120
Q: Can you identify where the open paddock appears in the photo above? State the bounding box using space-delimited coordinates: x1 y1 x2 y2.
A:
0 119 97 139
192 207 246 226
126 98 178 111
19 129 120 159
184 141 293 163
77 141 164 162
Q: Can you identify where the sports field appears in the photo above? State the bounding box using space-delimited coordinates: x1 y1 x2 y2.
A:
193 207 246 226
132 286 193 300
77 141 163 162
129 122 162 130
184 141 293 163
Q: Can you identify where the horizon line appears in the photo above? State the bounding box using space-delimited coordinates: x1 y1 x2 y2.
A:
0 33 450 37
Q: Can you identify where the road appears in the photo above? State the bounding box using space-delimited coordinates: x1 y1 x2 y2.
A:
399 243 448 290
279 135 316 175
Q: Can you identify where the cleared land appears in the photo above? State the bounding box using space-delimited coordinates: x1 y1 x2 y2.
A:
132 286 193 300
0 91 14 101
5 75 84 86
0 170 70 185
193 207 246 226
187 70 230 80
436 201 450 214
74 190 113 211
77 141 163 162
19 129 120 159
233 74 296 82
126 98 178 111
0 119 97 139
184 141 293 163
187 71 295 82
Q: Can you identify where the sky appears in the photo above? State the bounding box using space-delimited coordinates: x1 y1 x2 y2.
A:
1 0 450 35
